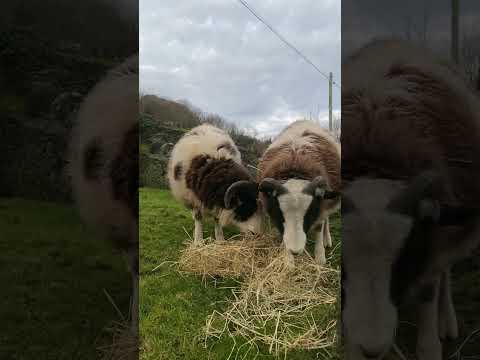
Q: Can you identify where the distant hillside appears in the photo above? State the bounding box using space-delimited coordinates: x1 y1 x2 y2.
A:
140 95 202 130
139 95 269 188
1 13 135 202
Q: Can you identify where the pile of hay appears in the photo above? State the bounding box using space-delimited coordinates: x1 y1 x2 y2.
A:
178 233 341 358
177 233 283 279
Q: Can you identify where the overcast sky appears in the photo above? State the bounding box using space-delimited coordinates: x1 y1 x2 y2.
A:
140 0 340 138
343 0 480 58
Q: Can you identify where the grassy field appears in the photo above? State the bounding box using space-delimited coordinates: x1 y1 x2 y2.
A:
0 198 131 359
139 188 341 360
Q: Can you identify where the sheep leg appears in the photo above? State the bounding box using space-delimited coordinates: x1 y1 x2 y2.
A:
416 277 442 360
192 209 204 246
315 222 327 265
438 269 458 340
131 267 139 335
285 249 296 268
125 247 139 335
214 218 225 242
323 217 332 248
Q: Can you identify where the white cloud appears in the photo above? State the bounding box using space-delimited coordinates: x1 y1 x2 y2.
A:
140 0 340 138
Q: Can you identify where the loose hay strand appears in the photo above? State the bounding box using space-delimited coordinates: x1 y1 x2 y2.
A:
178 232 340 358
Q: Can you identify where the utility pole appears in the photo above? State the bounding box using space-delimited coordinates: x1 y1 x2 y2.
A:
451 0 459 64
328 72 333 131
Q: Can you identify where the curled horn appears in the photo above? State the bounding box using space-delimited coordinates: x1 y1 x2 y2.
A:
387 170 441 220
224 180 258 209
258 178 287 197
304 176 327 197
304 176 339 199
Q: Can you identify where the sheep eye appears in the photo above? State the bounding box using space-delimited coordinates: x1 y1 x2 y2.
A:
263 189 276 197
314 188 325 198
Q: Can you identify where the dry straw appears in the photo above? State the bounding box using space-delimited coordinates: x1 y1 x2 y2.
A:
98 320 138 360
178 233 341 359
97 289 138 360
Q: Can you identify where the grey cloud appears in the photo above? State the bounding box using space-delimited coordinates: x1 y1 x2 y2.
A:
140 0 340 138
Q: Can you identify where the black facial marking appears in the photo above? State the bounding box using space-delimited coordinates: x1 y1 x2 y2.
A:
389 199 479 306
341 195 356 214
174 162 183 180
303 196 321 233
217 142 237 157
84 137 104 180
110 124 139 219
390 222 431 306
265 195 285 235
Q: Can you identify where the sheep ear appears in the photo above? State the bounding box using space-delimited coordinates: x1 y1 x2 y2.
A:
224 181 258 209
304 176 336 199
258 178 286 197
387 170 441 216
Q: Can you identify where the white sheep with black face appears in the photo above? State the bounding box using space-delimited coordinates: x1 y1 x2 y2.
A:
342 39 480 360
68 55 139 332
167 124 263 245
257 120 341 265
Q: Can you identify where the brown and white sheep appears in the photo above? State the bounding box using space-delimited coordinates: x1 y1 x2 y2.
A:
167 123 263 244
257 119 341 265
68 55 139 332
341 39 480 360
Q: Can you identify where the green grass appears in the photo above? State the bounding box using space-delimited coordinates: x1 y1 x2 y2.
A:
0 198 131 359
140 188 341 360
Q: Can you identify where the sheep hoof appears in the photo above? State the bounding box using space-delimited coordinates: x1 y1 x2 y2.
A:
439 316 458 340
315 246 327 265
285 252 296 268
193 238 205 247
315 255 327 266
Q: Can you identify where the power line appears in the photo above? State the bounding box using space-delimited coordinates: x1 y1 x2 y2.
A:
236 0 340 89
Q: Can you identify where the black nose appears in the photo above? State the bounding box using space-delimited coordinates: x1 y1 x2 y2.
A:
359 344 385 359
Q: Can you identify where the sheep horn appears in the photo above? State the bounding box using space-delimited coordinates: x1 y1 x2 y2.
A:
387 170 441 218
258 178 287 197
224 180 258 209
305 176 340 199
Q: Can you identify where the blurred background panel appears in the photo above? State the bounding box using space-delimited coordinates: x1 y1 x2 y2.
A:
342 0 480 359
0 1 138 358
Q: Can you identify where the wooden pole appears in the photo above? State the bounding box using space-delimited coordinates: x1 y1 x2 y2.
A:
451 0 459 64
328 72 333 131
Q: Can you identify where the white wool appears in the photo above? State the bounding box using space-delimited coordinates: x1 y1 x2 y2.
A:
268 119 340 157
68 55 138 239
167 123 241 211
